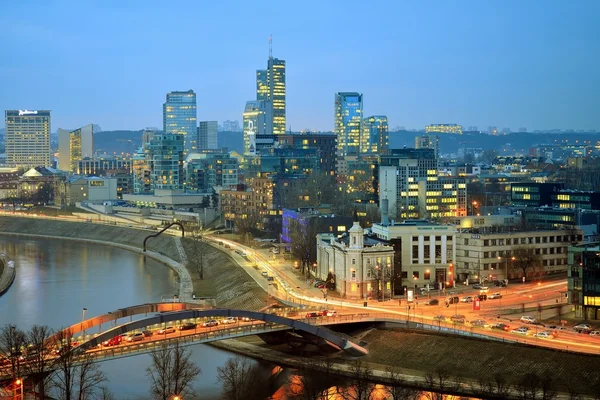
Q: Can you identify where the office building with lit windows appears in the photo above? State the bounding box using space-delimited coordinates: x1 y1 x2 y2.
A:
243 100 268 154
568 242 600 320
149 133 184 191
5 110 52 167
415 134 440 158
58 124 94 172
335 92 363 157
511 182 564 207
361 116 389 155
198 121 218 150
425 124 463 135
256 56 286 135
163 90 197 153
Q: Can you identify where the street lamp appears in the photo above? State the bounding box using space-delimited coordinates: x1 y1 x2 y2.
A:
81 308 87 338
497 256 516 283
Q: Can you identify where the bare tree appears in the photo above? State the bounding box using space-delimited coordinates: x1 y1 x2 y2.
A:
186 227 209 280
514 372 542 400
234 211 261 235
384 365 420 400
76 353 107 400
366 263 392 301
50 328 77 400
217 356 271 400
146 341 201 400
340 359 374 400
511 246 542 279
23 324 54 399
288 219 318 275
0 324 27 380
306 173 337 207
288 357 338 400
423 368 459 400
475 373 510 399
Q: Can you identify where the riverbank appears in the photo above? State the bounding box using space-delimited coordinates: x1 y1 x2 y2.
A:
0 258 15 297
212 328 600 398
0 216 266 309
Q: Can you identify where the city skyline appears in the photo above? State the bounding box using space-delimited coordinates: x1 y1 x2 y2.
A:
1 1 599 132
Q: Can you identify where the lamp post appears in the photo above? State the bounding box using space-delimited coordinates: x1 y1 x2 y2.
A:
497 256 516 283
81 308 87 339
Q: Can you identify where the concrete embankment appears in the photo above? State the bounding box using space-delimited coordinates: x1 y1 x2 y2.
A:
0 258 15 297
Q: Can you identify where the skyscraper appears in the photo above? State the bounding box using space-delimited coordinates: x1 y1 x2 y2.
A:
361 116 389 155
149 133 184 191
198 121 218 150
5 110 51 167
254 39 286 135
335 93 363 157
58 124 94 172
243 100 268 154
163 90 197 154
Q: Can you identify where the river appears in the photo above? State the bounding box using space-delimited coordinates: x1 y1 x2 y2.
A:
0 236 238 399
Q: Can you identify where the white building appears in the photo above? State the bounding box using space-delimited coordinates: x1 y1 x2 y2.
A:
58 124 94 172
316 221 395 300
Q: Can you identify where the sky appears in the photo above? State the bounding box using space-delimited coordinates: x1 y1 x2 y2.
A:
1 0 599 132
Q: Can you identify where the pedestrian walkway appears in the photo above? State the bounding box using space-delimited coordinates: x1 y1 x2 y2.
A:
174 236 188 265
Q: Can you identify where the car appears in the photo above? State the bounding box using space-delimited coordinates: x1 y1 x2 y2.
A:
460 296 473 303
424 299 439 306
241 317 254 322
203 320 219 327
479 287 489 293
103 335 123 346
433 315 446 322
472 284 482 289
488 293 502 299
589 330 600 337
305 312 321 318
533 331 553 339
470 319 487 327
511 327 530 335
520 316 536 324
450 314 467 324
157 326 175 334
127 332 145 342
491 323 510 331
222 317 237 324
574 323 592 332
267 276 274 281
531 321 546 327
179 322 197 331
261 271 268 277
142 330 153 337
325 310 338 317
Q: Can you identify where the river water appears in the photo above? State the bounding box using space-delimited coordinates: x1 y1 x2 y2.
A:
0 236 236 399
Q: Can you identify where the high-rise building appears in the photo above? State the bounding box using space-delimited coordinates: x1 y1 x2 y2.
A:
58 124 94 172
198 121 218 150
415 134 440 158
221 120 241 132
243 101 268 154
361 116 389 155
149 133 184 191
5 110 51 167
426 124 463 135
255 48 286 135
335 92 363 157
163 90 197 154
142 128 156 145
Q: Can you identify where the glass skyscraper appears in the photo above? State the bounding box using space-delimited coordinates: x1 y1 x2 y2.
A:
255 56 286 135
334 93 363 156
5 110 51 167
149 133 184 191
361 115 389 155
198 121 218 150
163 90 197 154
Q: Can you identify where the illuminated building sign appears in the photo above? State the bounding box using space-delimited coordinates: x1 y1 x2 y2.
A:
18 110 38 116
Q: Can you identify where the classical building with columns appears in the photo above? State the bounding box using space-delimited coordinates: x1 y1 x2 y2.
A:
316 221 395 300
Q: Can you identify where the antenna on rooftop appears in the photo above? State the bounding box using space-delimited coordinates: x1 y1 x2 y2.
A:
269 34 272 59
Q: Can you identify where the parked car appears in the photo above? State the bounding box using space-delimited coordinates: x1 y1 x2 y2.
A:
520 316 536 324
179 322 197 331
157 326 175 334
491 323 510 331
142 330 153 337
460 296 473 303
127 332 145 342
533 331 554 339
305 312 321 318
488 293 502 299
424 299 439 306
222 317 237 324
511 326 530 335
103 335 123 347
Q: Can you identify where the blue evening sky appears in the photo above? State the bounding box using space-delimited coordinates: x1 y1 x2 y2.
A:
1 0 598 132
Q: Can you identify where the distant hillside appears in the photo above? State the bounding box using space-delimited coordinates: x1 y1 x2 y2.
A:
94 130 143 155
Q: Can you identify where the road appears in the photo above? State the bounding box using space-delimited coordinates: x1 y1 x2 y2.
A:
207 236 600 355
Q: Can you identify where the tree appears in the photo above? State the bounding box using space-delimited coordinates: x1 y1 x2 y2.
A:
475 373 510 399
340 359 374 400
366 263 392 301
0 324 26 380
287 357 340 400
234 211 261 235
217 356 271 400
514 372 542 399
186 227 209 280
383 366 420 400
423 368 459 400
288 219 318 275
146 341 201 400
75 353 108 400
511 246 542 278
23 324 54 399
305 173 337 207
51 329 77 400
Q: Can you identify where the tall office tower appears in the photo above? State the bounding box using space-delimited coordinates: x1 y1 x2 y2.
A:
255 39 286 135
243 101 268 154
149 133 184 191
163 90 197 154
415 134 440 158
198 121 218 150
361 115 389 155
58 124 94 172
335 92 363 157
5 110 52 167
426 124 463 135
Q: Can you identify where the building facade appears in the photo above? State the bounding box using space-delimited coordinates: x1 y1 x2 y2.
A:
163 90 197 153
361 116 389 155
243 101 268 154
5 110 51 167
335 92 363 157
425 124 463 135
415 135 440 158
277 133 337 176
511 182 564 207
198 121 218 150
149 133 184 191
568 243 600 320
58 124 94 172
185 153 239 192
76 158 131 176
256 56 286 135
316 221 395 299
